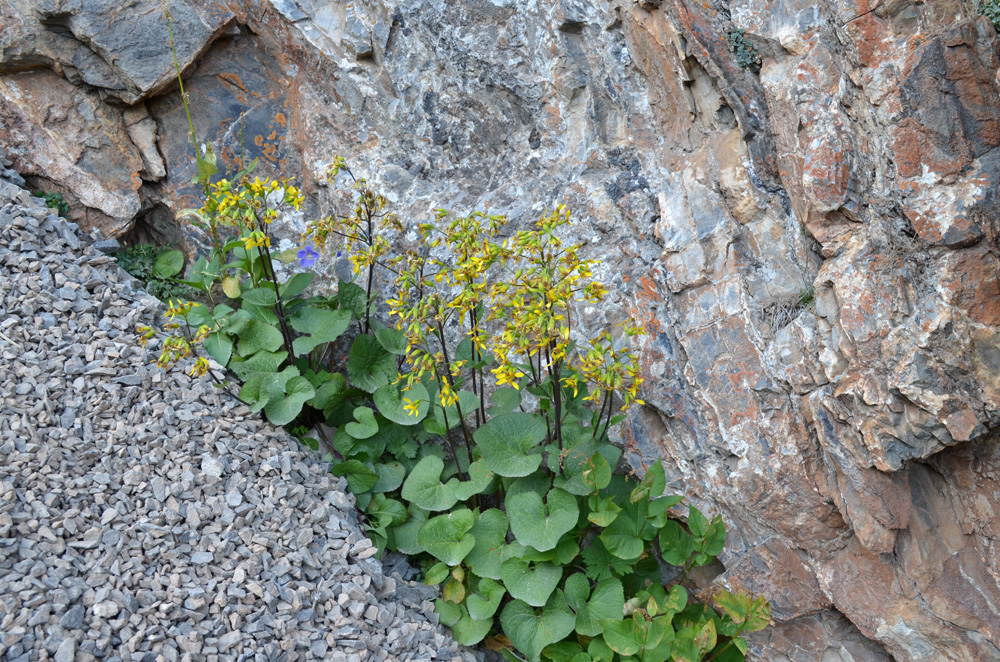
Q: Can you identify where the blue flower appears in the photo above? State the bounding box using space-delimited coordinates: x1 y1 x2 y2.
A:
298 245 319 268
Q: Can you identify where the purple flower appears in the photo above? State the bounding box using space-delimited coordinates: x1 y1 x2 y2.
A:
298 245 319 268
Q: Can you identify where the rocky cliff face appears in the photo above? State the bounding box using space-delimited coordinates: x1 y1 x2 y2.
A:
2 0 999 659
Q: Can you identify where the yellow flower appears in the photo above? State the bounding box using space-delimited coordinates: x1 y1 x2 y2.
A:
242 231 270 250
189 356 210 377
402 398 421 417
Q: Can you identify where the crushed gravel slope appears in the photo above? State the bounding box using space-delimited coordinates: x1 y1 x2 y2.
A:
0 177 472 662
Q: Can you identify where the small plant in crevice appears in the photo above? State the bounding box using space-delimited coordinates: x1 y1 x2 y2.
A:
33 190 70 217
797 285 815 309
137 9 772 660
725 29 762 74
979 0 1000 33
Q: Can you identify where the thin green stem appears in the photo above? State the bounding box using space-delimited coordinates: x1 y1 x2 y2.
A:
436 325 475 465
257 231 295 359
165 11 200 164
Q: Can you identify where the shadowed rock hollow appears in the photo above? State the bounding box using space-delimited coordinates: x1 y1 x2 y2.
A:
2 0 1000 659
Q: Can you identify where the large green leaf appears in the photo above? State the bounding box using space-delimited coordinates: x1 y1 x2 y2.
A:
391 505 427 555
474 412 546 477
153 249 184 278
417 509 475 566
237 319 284 357
500 592 576 662
238 366 299 412
372 461 406 493
600 618 642 657
452 608 493 646
500 557 562 607
489 387 522 416
659 520 695 567
465 509 508 580
506 475 579 552
467 577 506 621
348 334 396 393
564 575 625 637
374 382 430 425
230 350 287 381
241 287 278 306
374 325 408 355
281 272 314 299
401 455 460 512
203 332 233 367
290 307 351 355
338 281 367 318
263 375 315 425
599 502 648 561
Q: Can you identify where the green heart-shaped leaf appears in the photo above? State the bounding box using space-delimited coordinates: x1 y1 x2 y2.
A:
391 505 427 556
506 475 579 552
153 249 184 278
466 577 505 621
500 591 576 662
374 382 430 425
659 520 695 567
500 557 562 607
452 609 493 646
241 287 277 306
474 412 546 477
401 455 460 512
239 366 299 412
264 375 315 425
418 509 475 566
345 406 379 439
465 508 508 580
434 598 461 626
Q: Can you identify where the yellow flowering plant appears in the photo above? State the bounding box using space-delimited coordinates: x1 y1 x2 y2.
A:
136 58 771 656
